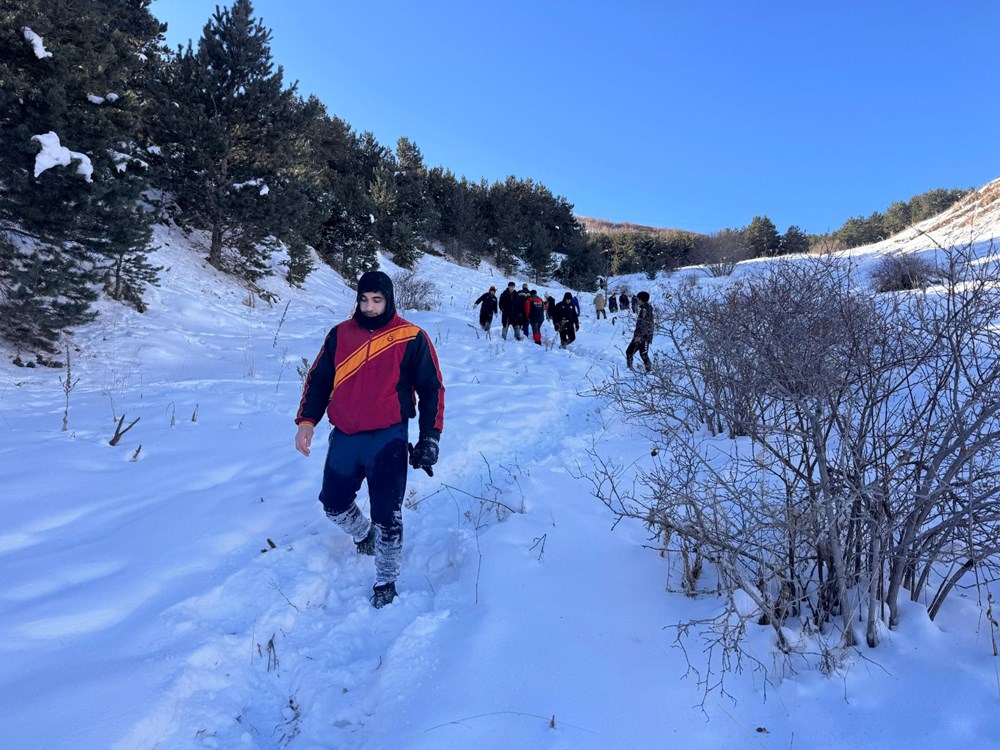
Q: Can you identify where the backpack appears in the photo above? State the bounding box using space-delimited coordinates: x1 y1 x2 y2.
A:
529 296 545 320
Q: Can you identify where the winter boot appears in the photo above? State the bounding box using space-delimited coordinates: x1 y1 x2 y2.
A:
355 524 376 556
371 581 397 609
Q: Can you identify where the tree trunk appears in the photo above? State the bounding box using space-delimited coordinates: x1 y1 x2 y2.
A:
209 220 224 269
865 533 882 647
209 158 228 269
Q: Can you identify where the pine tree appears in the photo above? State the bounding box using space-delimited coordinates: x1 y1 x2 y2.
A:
151 0 303 281
371 160 422 269
835 212 884 248
744 215 781 257
394 136 434 241
882 200 911 236
366 137 431 269
779 225 810 256
557 233 604 290
487 177 528 274
0 0 163 352
270 95 326 287
427 169 486 263
307 111 381 280
909 188 969 223
524 220 556 280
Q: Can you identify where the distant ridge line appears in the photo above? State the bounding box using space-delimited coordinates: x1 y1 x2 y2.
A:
576 216 697 237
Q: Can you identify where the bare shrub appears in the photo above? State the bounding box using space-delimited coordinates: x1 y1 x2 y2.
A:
870 252 941 293
688 231 751 277
391 269 438 311
60 343 79 432
809 234 846 256
590 245 1000 670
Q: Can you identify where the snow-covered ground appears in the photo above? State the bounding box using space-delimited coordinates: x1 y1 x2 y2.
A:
3 212 1000 749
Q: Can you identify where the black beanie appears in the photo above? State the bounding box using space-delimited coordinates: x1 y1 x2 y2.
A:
354 270 396 330
563 292 572 301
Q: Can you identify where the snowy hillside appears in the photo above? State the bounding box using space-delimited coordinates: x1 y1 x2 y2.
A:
848 176 1000 257
3 197 1000 749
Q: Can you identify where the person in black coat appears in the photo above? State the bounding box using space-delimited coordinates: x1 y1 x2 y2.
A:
552 292 580 349
608 293 618 314
545 295 556 325
619 292 630 312
498 281 518 340
515 283 532 339
626 291 654 372
474 286 499 333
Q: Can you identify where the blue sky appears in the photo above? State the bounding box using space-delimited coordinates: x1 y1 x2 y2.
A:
150 0 999 235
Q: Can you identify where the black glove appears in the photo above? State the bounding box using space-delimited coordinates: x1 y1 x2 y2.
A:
408 436 439 475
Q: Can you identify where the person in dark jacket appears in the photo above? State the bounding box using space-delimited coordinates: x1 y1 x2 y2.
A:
474 286 499 333
515 283 532 338
619 292 630 313
525 289 547 345
295 271 445 609
552 292 580 348
545 294 556 324
498 281 518 340
631 295 639 313
626 290 654 372
608 293 618 314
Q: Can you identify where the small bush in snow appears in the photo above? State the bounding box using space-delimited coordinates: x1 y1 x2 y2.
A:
392 270 438 311
871 252 940 293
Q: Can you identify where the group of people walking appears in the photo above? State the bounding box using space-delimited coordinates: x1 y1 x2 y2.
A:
474 281 654 367
593 290 641 318
475 282 581 348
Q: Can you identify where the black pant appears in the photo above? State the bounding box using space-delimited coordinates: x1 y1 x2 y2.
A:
626 338 651 371
502 311 522 339
320 422 408 582
559 324 576 348
596 309 607 319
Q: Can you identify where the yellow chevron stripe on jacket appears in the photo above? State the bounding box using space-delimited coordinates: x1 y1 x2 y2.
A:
333 324 421 392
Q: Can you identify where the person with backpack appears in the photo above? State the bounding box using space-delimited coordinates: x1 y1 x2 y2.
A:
552 292 580 348
525 289 547 345
295 271 445 609
473 286 499 333
498 281 519 340
626 291 654 372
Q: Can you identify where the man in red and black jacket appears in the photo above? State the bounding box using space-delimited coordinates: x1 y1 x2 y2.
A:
295 271 445 608
524 289 546 345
